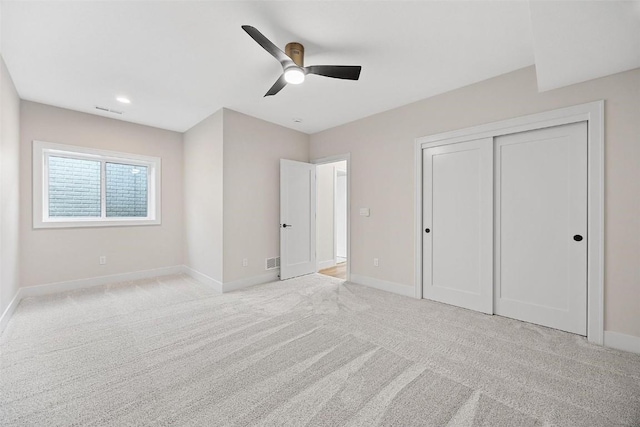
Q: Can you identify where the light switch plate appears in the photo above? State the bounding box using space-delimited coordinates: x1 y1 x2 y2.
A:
359 208 370 217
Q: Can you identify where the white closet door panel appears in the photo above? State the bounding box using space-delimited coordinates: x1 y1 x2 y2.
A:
423 138 493 314
495 122 587 335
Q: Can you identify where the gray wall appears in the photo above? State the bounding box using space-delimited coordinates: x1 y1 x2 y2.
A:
182 109 224 283
20 101 184 287
182 108 310 285
310 65 640 339
222 109 309 283
0 55 20 316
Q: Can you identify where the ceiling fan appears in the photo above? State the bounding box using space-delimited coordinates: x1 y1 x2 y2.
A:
242 25 362 97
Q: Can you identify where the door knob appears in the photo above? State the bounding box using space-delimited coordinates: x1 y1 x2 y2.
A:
573 234 583 241
282 224 292 228
425 228 430 233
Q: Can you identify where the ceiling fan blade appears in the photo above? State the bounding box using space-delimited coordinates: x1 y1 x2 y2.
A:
242 25 294 68
265 75 287 97
305 65 362 80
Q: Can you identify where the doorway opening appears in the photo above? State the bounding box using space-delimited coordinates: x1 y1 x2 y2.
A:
314 158 349 281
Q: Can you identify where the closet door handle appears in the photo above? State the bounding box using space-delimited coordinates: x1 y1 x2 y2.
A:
425 228 431 233
573 234 583 242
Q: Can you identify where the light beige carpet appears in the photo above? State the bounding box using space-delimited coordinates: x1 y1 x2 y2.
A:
1 273 639 426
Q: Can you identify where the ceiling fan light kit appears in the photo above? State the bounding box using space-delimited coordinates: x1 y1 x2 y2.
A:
242 25 362 97
284 67 305 84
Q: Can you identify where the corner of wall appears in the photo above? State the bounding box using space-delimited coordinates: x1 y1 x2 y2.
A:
0 54 21 318
182 108 224 283
221 109 310 284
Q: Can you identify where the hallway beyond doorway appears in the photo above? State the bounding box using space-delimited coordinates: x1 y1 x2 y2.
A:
315 158 348 281
319 262 346 280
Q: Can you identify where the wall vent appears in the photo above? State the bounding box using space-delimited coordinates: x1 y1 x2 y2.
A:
95 106 123 115
265 256 280 270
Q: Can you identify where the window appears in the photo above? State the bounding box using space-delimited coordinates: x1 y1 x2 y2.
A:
33 141 161 228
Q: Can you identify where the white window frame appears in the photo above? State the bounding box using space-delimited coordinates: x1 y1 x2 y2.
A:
33 140 161 228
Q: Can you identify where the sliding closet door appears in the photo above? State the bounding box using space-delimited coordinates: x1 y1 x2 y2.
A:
494 122 587 335
422 138 493 314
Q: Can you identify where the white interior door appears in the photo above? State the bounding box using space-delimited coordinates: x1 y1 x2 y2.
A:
280 159 316 280
495 122 587 335
422 138 493 314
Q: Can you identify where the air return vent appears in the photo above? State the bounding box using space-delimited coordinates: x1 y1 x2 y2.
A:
265 256 280 270
95 106 123 115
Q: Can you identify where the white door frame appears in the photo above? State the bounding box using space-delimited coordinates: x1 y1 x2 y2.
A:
334 167 347 264
312 153 351 281
414 101 604 344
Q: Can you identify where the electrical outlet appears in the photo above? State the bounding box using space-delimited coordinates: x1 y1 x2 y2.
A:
99 256 107 265
242 258 248 267
373 258 379 267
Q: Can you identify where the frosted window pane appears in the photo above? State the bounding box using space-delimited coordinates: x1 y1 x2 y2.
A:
48 156 101 217
106 163 148 217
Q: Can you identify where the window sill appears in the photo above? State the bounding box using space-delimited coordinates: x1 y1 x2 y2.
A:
34 218 161 229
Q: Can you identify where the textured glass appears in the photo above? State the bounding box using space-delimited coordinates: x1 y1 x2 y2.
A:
48 156 101 217
106 163 148 217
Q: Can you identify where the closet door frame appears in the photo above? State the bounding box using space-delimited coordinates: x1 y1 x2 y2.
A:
414 100 604 344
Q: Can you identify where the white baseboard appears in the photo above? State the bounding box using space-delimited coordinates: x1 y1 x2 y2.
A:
3 265 278 334
19 265 185 299
0 265 184 335
317 259 336 271
182 266 279 293
182 265 223 293
349 274 415 298
604 331 640 354
0 289 24 334
223 271 280 293
6 266 639 357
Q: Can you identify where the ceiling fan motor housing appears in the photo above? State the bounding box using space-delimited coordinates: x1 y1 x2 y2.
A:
285 42 304 67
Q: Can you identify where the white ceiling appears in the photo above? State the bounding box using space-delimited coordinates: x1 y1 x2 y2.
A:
1 1 638 134
530 0 640 91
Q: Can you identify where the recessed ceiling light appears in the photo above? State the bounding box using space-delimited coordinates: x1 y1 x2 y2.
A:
116 96 131 104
